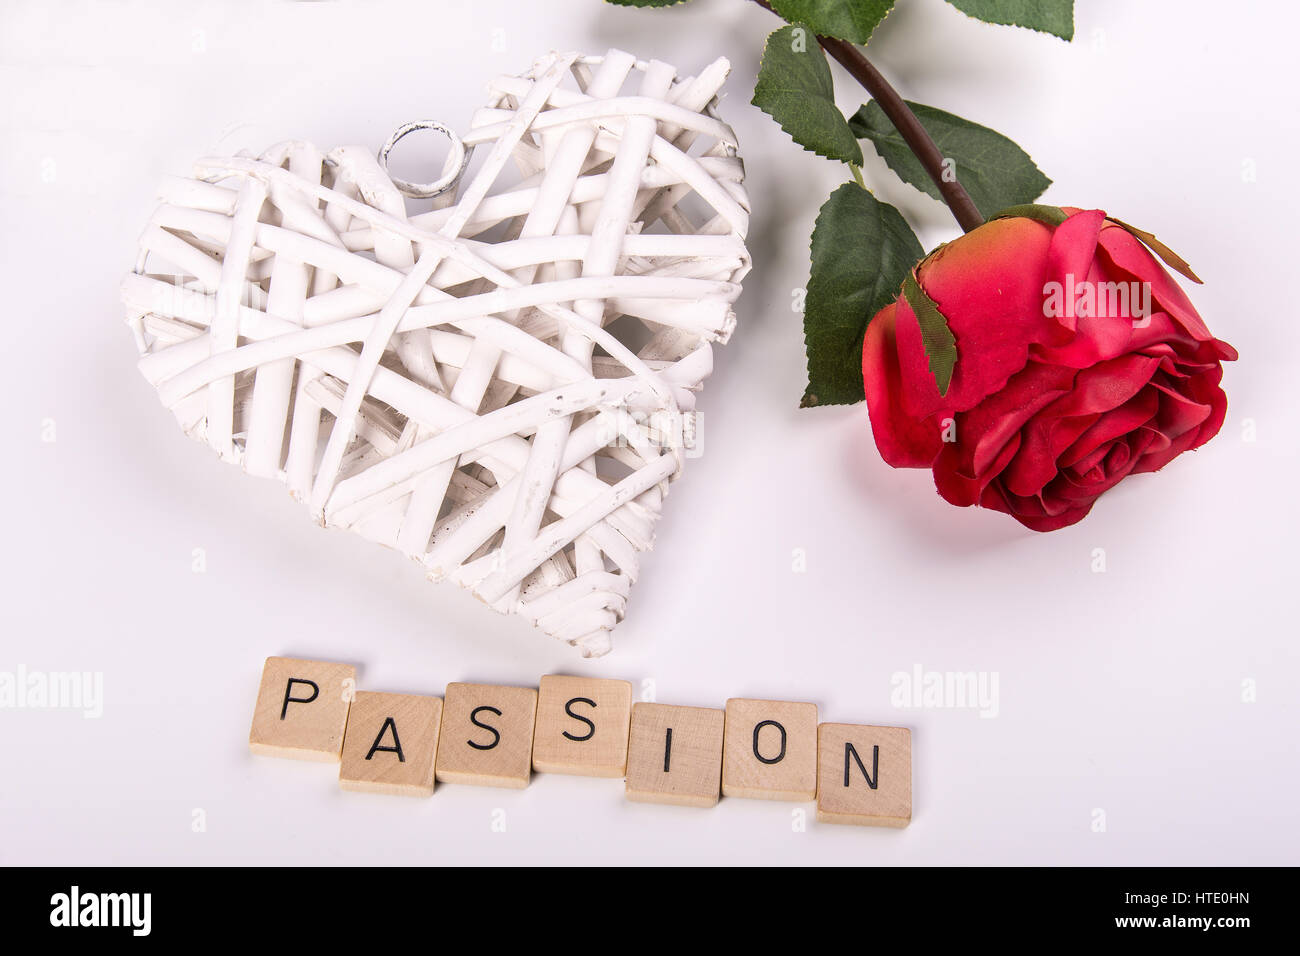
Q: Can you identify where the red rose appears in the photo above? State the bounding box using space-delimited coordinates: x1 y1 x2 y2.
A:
861 208 1237 531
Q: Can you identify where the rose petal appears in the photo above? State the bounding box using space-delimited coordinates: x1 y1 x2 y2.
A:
1097 223 1214 341
1184 363 1229 449
948 361 1077 478
987 480 1096 531
1133 425 1202 474
1059 387 1159 468
1149 377 1213 443
935 433 1021 507
1004 353 1162 495
1043 209 1107 335
862 303 944 468
1133 365 1228 472
892 217 1057 420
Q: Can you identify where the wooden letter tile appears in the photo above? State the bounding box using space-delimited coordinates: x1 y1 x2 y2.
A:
532 675 632 777
625 703 724 808
248 656 355 762
816 723 912 828
339 692 442 797
435 683 538 789
722 698 818 801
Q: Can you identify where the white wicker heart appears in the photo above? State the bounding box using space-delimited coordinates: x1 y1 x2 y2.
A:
121 50 750 657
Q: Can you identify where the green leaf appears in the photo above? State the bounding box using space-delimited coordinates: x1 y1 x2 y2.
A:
993 203 1067 226
802 183 923 407
752 25 863 166
943 0 1074 41
850 99 1051 219
767 0 895 44
606 0 689 7
902 272 958 397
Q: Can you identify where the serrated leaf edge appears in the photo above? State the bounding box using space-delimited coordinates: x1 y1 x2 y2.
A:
752 26 864 166
902 270 957 397
767 0 897 45
850 101 1053 218
942 0 1075 41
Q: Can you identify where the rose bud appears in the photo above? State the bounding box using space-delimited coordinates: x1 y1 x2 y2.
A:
861 206 1237 531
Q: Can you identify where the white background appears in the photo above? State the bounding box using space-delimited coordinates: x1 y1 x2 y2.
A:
1 0 1296 865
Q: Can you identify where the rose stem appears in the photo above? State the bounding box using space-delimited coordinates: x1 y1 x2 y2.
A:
750 0 985 233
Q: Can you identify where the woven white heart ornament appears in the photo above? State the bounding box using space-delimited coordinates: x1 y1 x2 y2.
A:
121 50 750 657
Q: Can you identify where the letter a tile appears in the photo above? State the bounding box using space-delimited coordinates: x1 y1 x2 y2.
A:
339 692 443 797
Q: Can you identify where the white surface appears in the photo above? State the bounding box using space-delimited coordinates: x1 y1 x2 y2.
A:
1 0 1295 865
